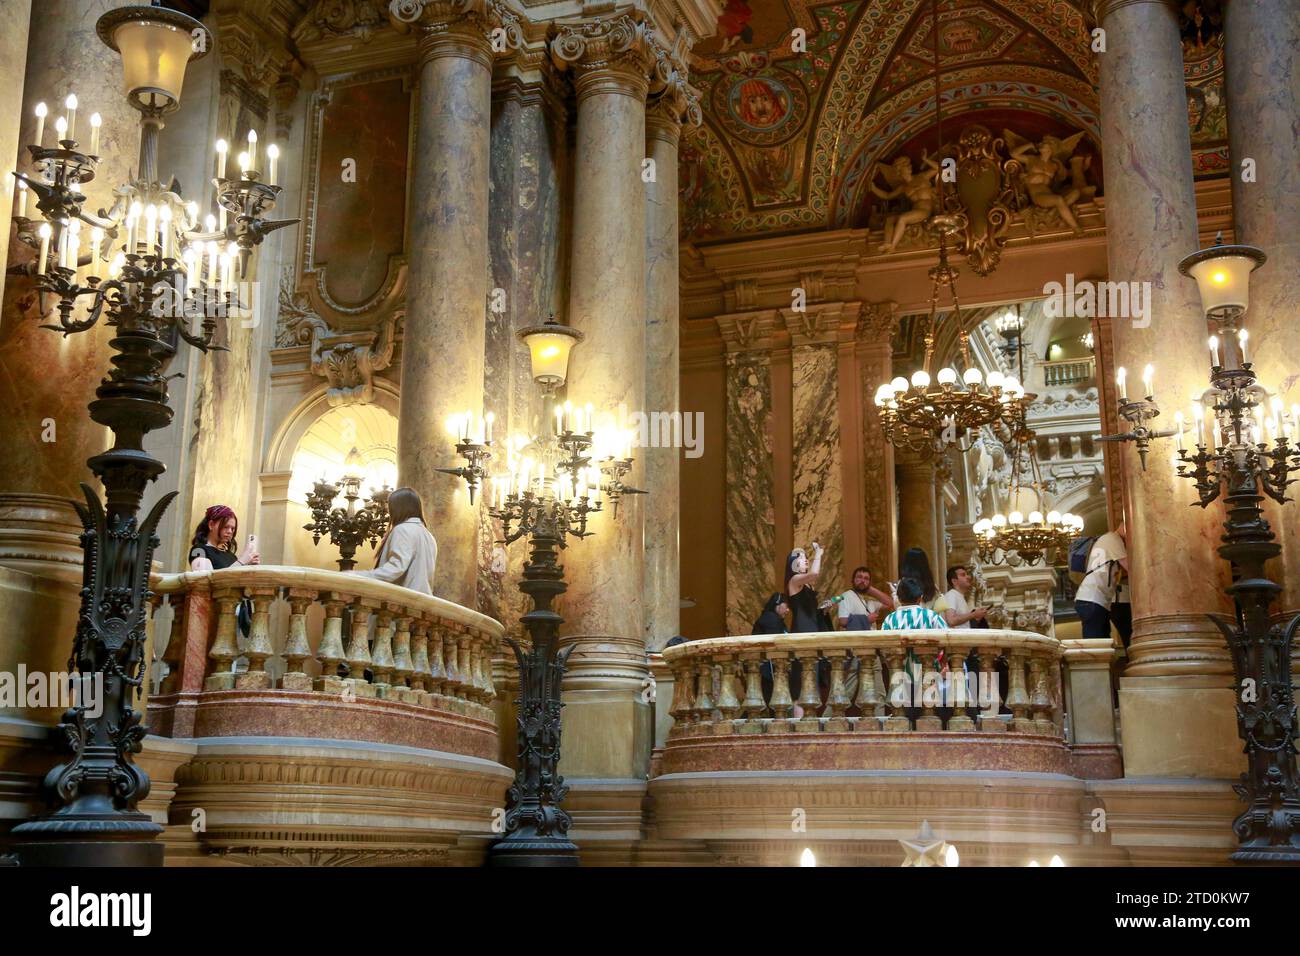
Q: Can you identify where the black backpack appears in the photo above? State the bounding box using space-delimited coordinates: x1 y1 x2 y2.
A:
1068 535 1097 574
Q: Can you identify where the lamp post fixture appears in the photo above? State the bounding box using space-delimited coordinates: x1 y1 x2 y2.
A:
1173 241 1300 862
6 3 295 866
441 314 643 867
304 459 392 571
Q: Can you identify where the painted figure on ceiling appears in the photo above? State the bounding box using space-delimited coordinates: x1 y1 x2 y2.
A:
735 77 788 130
717 0 755 52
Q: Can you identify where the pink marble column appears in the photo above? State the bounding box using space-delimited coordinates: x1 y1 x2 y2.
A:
393 1 496 608
1223 0 1300 618
1094 0 1231 677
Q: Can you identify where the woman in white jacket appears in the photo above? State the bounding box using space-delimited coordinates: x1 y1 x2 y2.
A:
352 487 438 595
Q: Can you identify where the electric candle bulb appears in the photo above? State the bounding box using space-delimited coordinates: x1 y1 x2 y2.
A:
1208 336 1220 367
555 404 563 434
585 403 593 434
227 240 239 284
485 411 494 444
238 151 250 175
247 128 257 173
16 179 26 218
159 204 172 260
33 102 46 147
64 94 77 142
144 204 157 255
1116 366 1127 401
88 112 101 155
205 213 216 233
564 400 573 433
1141 364 1154 398
54 115 67 141
36 222 50 275
267 143 279 187
1238 329 1248 365
215 138 228 178
1173 411 1184 450
90 226 102 274
186 201 198 228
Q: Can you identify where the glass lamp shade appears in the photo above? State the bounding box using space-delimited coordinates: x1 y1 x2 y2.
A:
96 6 211 110
517 318 584 387
1178 244 1266 317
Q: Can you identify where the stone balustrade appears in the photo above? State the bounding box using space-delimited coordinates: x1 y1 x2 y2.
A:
660 629 1069 774
1041 356 1095 388
147 566 504 760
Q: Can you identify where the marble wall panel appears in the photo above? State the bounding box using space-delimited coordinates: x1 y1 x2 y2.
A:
790 342 843 594
724 352 775 636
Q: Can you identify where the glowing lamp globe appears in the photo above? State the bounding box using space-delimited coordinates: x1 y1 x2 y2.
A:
97 5 212 111
963 367 983 386
910 370 931 389
517 315 584 388
936 367 958 386
1178 243 1266 316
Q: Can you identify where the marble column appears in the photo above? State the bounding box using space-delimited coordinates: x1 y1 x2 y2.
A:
549 13 655 781
642 77 696 651
718 312 777 637
896 451 939 562
1223 0 1300 618
781 303 856 594
1093 0 1237 777
395 1 496 608
484 79 566 629
0 0 31 307
856 304 898 580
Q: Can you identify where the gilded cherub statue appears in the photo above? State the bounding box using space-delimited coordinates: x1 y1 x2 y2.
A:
1003 130 1089 235
869 151 942 253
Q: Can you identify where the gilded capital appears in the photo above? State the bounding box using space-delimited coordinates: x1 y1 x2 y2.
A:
549 13 659 99
647 66 703 141
716 311 777 354
855 301 899 342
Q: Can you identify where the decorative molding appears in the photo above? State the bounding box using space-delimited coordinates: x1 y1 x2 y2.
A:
716 311 776 354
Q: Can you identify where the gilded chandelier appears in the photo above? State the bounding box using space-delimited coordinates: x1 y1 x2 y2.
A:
974 432 1082 567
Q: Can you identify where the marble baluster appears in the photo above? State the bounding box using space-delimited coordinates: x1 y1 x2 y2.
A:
1223 0 1300 618
236 586 278 690
281 589 314 691
1093 0 1238 777
739 653 767 731
205 588 243 691
316 595 348 695
370 607 395 697
344 598 377 699
884 646 911 731
978 646 1006 732
391 611 415 702
718 313 777 637
409 618 431 702
395 1 497 607
768 654 794 727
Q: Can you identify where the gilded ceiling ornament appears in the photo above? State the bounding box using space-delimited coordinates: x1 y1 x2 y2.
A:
952 124 1014 277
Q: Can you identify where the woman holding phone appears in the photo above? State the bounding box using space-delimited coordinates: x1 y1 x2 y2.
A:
189 504 259 570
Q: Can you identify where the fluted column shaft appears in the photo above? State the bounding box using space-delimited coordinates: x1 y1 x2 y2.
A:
643 104 681 651
1223 0 1300 617
398 15 494 608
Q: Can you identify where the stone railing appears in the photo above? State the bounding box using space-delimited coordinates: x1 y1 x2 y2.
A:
660 629 1069 774
1041 356 1095 388
147 566 504 760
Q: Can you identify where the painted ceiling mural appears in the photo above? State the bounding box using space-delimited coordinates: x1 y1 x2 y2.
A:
680 0 1227 244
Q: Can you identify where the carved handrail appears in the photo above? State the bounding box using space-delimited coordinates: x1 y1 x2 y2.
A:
661 629 1063 737
146 566 503 755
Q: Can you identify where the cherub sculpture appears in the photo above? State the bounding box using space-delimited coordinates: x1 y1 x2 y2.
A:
869 152 942 253
1004 130 1089 234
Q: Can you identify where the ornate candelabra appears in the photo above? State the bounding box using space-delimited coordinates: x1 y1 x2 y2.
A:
6 4 294 866
304 463 392 571
1172 242 1300 862
440 315 642 866
1097 363 1180 471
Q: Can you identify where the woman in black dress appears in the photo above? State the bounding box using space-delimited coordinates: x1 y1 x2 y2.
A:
784 542 824 633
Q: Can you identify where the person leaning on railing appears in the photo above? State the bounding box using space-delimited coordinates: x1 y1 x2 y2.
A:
351 487 438 596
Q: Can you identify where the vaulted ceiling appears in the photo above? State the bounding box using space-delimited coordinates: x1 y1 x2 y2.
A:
680 0 1226 242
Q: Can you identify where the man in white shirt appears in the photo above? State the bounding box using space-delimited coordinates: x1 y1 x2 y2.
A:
942 565 987 628
1073 524 1128 643
835 566 894 630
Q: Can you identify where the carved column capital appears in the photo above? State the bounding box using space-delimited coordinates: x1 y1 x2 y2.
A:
1087 0 1180 25
549 12 660 101
780 301 861 348
716 311 778 355
389 0 514 67
855 300 899 343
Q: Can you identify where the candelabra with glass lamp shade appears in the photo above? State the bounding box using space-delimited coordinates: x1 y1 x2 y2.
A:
1099 236 1300 861
439 313 644 867
5 3 296 866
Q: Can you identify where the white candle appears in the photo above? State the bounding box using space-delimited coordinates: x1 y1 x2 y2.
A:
555 404 563 435
1141 363 1154 398
69 219 81 278
90 226 102 275
563 400 572 433
144 204 157 256
267 143 279 187
215 138 228 179
64 94 76 142
1237 329 1248 365
37 222 50 275
207 241 218 289
584 403 593 435
88 112 100 155
1193 403 1204 446
16 179 26 218
159 204 172 260
204 213 216 235
485 411 494 444
1116 366 1127 401
237 151 249 176
186 201 198 229
54 115 67 142
1173 411 1184 450
33 102 46 148
1208 335 1219 367
246 129 257 174
56 222 67 270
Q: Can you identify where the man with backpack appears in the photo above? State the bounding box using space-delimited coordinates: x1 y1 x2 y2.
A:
1072 523 1130 645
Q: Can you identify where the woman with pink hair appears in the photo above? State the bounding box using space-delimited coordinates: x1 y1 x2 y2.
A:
188 504 260 571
